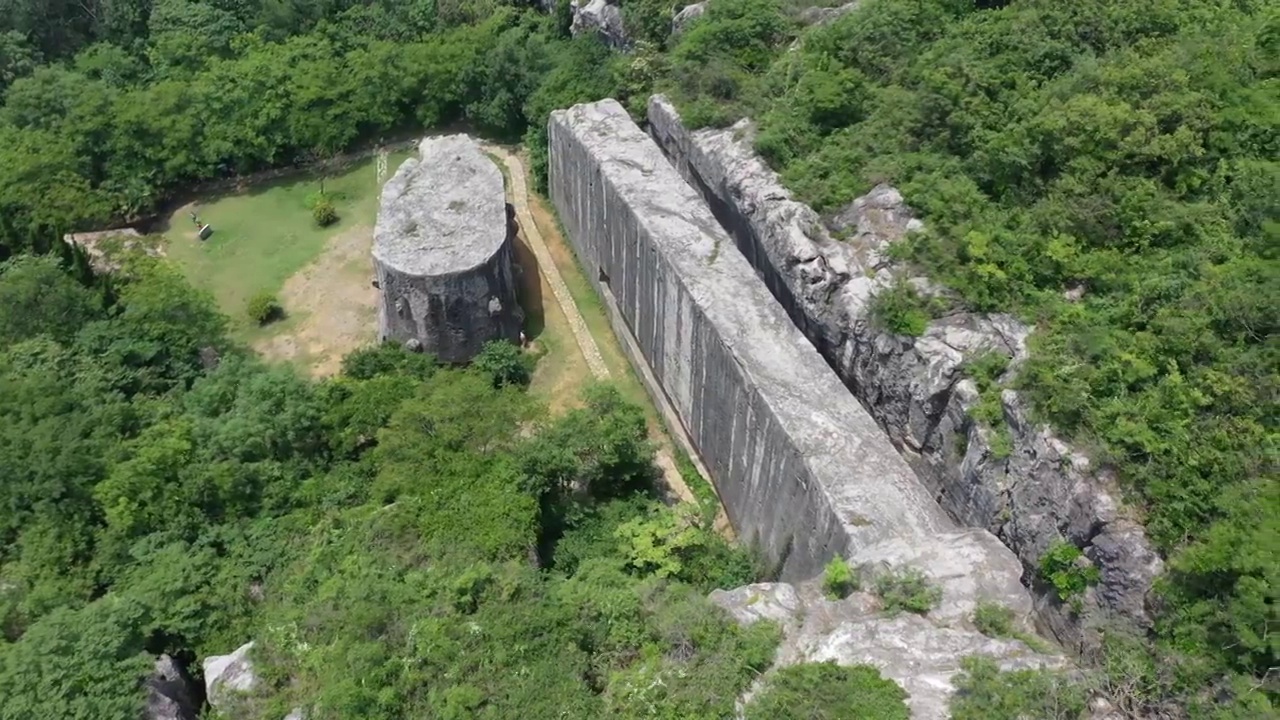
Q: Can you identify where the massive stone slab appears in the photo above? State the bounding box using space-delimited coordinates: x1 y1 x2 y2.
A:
646 94 1162 650
548 100 1020 587
374 134 522 363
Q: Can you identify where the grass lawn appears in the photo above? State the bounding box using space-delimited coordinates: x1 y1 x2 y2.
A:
163 153 409 342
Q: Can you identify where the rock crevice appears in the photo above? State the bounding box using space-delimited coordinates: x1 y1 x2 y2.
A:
646 94 1162 653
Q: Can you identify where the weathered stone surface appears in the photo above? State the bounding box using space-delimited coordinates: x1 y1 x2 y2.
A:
548 99 1029 609
202 641 259 710
373 134 523 363
672 1 707 35
143 655 199 720
570 0 629 48
712 578 1062 720
798 0 861 25
851 531 1034 630
646 94 1163 652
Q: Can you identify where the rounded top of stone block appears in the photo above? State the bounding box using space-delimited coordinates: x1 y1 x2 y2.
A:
373 134 506 277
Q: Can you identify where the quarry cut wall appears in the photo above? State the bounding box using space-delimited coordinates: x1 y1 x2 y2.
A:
547 99 1024 585
374 135 523 362
646 94 1163 651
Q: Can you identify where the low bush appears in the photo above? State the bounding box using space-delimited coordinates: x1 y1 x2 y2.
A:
951 656 1088 720
1039 541 1100 602
745 661 909 720
973 602 1015 638
822 557 857 599
874 567 941 616
474 340 532 388
246 292 282 325
312 200 339 228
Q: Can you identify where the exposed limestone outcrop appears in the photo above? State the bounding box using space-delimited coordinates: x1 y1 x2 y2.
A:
713 534 1065 719
143 654 199 720
671 2 707 36
570 0 629 49
647 94 1163 654
203 641 259 711
797 0 862 25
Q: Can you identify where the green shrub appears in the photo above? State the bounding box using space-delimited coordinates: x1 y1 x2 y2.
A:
822 557 857 599
874 567 941 616
973 602 1015 638
745 661 909 720
473 340 531 387
312 200 339 227
870 281 932 336
341 342 438 380
246 292 281 325
950 657 1087 720
1039 541 1100 601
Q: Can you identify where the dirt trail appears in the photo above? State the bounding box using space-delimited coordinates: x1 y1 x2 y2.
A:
483 145 729 530
254 225 377 377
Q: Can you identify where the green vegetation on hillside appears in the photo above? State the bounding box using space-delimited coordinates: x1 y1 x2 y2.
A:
0 254 774 717
0 0 1274 715
655 0 1277 712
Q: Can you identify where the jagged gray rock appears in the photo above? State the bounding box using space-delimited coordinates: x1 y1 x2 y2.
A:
851 530 1034 630
712 575 1062 720
202 641 259 711
373 134 523 363
143 655 199 720
647 94 1163 655
570 0 629 48
797 0 862 25
672 2 707 35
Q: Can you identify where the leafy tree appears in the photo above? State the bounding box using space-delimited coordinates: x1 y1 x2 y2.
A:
0 255 102 345
0 597 153 720
473 339 530 387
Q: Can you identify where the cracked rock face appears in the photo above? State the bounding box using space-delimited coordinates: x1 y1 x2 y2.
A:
203 641 259 711
647 93 1162 655
143 654 199 720
713 570 1063 720
570 0 629 48
672 2 707 36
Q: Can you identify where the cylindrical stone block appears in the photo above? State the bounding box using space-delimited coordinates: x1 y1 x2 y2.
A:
373 134 523 363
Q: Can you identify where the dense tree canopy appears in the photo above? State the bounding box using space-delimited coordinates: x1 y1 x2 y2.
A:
0 254 773 717
658 0 1277 713
0 0 1274 716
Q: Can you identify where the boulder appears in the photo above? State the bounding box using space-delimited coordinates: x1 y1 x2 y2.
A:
797 0 861 25
646 94 1163 655
671 2 707 36
202 641 259 710
570 0 629 48
142 655 199 720
712 578 1063 720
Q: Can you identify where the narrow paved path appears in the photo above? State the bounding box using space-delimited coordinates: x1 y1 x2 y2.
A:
484 147 611 380
483 145 705 513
